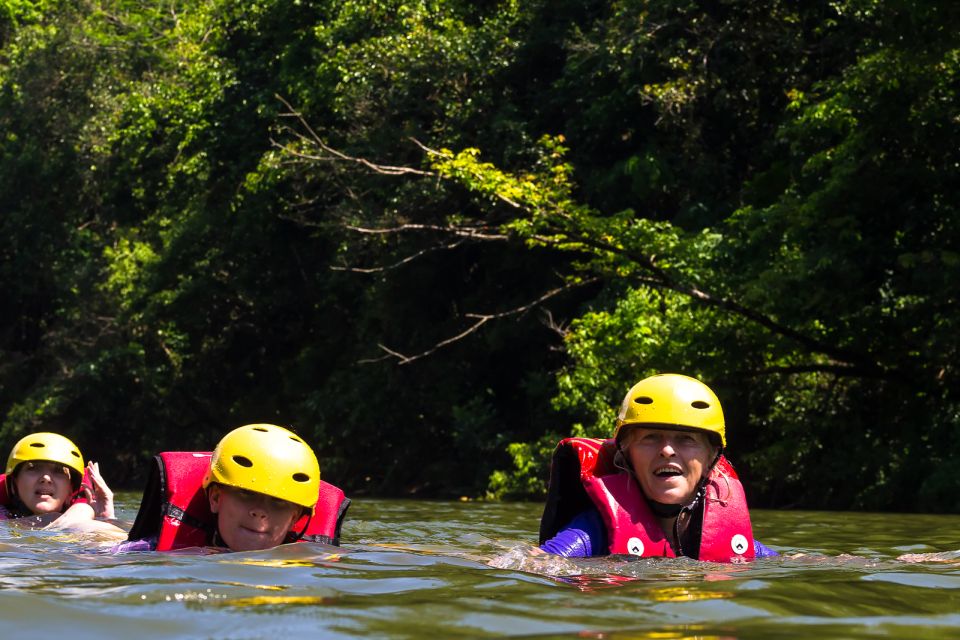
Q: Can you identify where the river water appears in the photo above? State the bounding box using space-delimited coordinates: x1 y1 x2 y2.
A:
2 495 959 638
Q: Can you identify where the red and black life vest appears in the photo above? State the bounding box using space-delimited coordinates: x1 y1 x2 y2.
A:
127 452 350 551
539 437 754 563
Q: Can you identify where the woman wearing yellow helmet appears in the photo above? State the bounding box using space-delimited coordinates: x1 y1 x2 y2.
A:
118 424 349 552
539 374 777 562
1 432 118 533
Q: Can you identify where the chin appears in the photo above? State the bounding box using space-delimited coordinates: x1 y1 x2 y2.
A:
30 502 61 514
653 489 694 505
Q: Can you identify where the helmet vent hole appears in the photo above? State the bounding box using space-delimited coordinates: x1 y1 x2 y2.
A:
292 473 310 483
252 427 268 432
691 401 710 409
71 450 81 458
232 455 254 468
633 396 654 405
30 442 46 449
289 436 303 444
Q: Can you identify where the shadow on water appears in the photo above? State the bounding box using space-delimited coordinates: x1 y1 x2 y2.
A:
2 496 960 639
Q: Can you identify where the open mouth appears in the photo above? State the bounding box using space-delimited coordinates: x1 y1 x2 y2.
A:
653 465 683 478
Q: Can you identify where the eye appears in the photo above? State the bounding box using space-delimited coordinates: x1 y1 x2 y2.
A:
270 497 294 511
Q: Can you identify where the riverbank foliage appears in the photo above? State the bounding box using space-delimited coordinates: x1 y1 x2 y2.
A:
1 0 958 511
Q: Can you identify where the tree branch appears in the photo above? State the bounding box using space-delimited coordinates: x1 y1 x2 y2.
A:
364 277 600 365
343 222 507 241
273 95 434 177
271 96 884 374
331 238 467 273
527 226 885 375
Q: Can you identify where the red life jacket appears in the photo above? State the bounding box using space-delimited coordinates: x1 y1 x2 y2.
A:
127 452 351 552
540 437 754 562
0 474 12 520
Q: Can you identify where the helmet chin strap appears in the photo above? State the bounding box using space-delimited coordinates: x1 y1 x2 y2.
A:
647 500 684 517
289 511 312 542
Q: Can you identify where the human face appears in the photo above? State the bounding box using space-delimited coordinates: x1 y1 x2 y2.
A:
621 428 718 505
207 484 303 551
12 460 73 515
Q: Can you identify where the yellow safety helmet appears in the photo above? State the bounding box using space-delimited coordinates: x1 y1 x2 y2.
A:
202 424 321 514
5 432 85 488
614 374 726 448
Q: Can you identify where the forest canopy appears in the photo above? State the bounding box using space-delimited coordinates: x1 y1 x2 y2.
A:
1 0 958 511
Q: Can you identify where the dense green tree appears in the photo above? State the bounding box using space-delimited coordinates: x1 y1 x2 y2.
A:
0 0 957 512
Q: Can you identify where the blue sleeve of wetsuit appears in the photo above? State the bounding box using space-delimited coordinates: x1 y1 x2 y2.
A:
540 509 607 557
753 539 778 558
110 536 158 554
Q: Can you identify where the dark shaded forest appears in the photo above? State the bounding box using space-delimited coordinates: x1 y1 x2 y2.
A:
1 0 958 511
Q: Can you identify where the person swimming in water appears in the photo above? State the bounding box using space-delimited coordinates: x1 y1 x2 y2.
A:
539 374 776 561
115 423 349 552
1 432 119 535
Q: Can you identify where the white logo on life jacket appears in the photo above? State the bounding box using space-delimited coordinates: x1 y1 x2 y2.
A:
627 537 644 556
731 534 748 555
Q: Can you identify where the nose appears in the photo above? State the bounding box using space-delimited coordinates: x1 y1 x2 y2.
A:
246 497 270 518
658 438 677 457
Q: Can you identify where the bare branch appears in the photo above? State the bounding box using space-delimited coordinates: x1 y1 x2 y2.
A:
331 239 467 273
408 137 452 159
357 345 407 365
366 277 600 365
343 223 507 241
540 308 569 339
273 95 434 177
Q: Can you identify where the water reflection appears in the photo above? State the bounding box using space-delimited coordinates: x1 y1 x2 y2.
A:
2 497 960 638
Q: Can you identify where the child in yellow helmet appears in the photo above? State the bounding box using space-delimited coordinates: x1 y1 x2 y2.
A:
1 432 121 536
116 424 349 552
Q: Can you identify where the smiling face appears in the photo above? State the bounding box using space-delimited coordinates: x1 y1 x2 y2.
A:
207 484 303 551
620 427 719 505
11 460 74 515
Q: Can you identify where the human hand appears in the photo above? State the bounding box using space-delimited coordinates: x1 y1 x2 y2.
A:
83 461 116 520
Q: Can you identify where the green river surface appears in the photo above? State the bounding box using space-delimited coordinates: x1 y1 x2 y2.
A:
2 495 960 639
